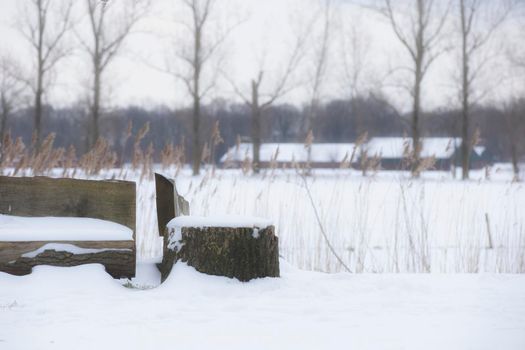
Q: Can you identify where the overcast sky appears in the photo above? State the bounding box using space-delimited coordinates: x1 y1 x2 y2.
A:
0 0 523 112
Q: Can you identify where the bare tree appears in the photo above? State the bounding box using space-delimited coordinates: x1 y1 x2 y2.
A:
456 0 514 180
78 0 148 149
18 0 74 150
339 10 378 175
184 0 211 176
304 0 333 139
303 0 334 170
226 23 311 174
0 56 24 144
157 0 236 176
379 0 450 176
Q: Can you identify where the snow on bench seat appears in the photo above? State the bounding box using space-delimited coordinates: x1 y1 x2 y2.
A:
0 214 133 242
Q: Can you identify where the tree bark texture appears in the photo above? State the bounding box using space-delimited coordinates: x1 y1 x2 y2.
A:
192 94 201 176
191 12 203 177
460 0 471 180
411 0 424 177
34 78 43 150
161 225 279 282
34 0 45 150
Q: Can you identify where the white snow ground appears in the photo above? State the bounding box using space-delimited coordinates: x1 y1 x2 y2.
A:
1 262 525 350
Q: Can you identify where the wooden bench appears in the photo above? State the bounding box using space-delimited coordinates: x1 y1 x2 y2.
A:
0 176 136 279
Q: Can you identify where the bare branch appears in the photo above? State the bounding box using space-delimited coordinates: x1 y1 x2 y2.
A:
380 0 418 61
163 0 238 175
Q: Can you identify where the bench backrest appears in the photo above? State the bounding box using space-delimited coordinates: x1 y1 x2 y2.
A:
155 173 189 236
0 176 136 239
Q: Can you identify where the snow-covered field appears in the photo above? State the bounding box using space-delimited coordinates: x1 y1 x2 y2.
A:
163 167 525 273
128 164 525 273
1 262 525 350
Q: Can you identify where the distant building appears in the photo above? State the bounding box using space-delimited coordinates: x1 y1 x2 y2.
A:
453 145 493 169
220 143 359 169
219 138 492 170
363 137 459 170
365 137 490 170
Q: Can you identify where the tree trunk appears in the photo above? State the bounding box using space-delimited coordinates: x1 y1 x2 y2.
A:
161 225 279 282
91 63 102 149
34 2 45 152
411 0 425 178
251 80 261 174
509 118 521 182
34 83 43 151
0 95 8 142
304 101 317 173
461 101 470 180
460 0 470 180
510 141 520 182
353 98 364 141
412 70 422 177
192 94 201 176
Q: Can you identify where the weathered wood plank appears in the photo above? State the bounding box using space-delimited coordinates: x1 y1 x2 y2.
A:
155 174 175 237
0 241 134 263
0 240 136 278
154 173 189 237
0 176 136 237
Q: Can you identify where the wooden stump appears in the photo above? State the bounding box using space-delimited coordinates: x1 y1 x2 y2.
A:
160 222 279 282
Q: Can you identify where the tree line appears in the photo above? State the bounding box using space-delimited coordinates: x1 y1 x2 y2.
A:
0 0 524 179
3 96 524 169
